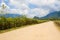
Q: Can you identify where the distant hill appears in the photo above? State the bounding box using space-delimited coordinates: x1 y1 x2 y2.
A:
34 11 60 19
0 14 20 18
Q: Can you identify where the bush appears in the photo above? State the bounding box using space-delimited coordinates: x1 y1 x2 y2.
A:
54 21 60 27
0 16 47 30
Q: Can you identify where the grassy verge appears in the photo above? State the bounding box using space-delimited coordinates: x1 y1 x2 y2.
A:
54 20 60 31
0 20 48 34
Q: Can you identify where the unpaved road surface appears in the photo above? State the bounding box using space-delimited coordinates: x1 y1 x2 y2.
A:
0 21 60 40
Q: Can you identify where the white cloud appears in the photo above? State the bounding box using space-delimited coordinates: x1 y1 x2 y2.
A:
9 0 60 17
1 0 59 18
30 8 50 17
9 9 20 14
9 0 29 9
29 0 56 6
9 0 30 14
29 0 60 11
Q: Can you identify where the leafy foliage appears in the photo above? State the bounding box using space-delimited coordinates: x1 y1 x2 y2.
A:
54 21 60 27
0 16 47 30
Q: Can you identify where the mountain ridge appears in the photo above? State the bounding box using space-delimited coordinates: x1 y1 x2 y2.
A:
34 11 60 19
0 14 20 18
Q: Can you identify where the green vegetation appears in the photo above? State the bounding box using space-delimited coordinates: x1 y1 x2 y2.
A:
54 20 60 27
54 20 60 31
0 16 48 31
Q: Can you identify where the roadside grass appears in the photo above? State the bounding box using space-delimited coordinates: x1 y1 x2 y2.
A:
54 20 60 31
0 20 48 34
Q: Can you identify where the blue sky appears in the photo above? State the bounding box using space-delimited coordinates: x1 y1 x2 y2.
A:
0 0 60 18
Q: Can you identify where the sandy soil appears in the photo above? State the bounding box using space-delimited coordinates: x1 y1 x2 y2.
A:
0 21 60 40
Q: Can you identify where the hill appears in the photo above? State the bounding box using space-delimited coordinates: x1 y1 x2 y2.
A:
34 11 60 19
0 14 20 18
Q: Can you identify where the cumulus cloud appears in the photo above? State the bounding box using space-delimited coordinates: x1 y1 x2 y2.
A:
0 0 60 18
9 0 30 14
9 0 29 9
30 8 49 17
9 0 60 17
29 0 60 11
29 0 56 6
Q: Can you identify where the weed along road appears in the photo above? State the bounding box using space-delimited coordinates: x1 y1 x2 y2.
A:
0 21 60 40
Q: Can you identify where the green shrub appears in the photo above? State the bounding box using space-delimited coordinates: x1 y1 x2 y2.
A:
0 16 47 30
54 21 60 27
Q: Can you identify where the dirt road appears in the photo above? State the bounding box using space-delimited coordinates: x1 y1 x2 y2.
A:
0 21 60 40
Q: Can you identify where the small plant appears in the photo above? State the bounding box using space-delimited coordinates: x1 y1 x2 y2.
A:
54 21 60 27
